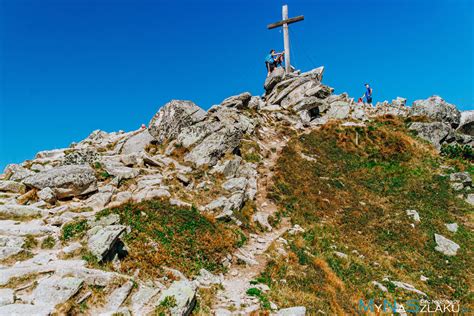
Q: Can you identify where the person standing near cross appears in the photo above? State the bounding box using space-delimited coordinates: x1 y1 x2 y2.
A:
267 5 304 74
265 49 285 76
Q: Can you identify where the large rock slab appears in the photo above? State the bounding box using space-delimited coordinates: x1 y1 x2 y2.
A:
131 284 161 315
277 306 307 316
411 96 461 128
23 165 97 199
185 127 243 167
0 289 14 307
87 225 126 261
157 280 197 316
3 164 34 182
0 181 26 194
0 303 53 316
0 236 24 260
220 92 252 109
0 219 58 236
326 101 351 120
29 276 83 307
121 129 154 155
408 122 453 149
102 159 139 181
148 100 206 143
434 233 460 256
104 280 134 312
0 205 47 217
264 67 285 91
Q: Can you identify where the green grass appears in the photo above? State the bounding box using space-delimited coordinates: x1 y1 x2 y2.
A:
61 220 88 241
96 200 246 279
246 287 271 310
41 236 56 249
155 296 177 316
260 117 473 314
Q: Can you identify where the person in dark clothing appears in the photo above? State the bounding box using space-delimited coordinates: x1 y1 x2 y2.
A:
363 83 373 105
265 49 284 76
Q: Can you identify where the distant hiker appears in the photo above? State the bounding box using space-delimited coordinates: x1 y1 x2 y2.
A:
362 83 373 105
265 49 284 76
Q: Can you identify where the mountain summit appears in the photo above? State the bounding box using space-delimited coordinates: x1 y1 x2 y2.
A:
0 67 472 315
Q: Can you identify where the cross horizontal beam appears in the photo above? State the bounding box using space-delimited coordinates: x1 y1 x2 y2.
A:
267 15 304 29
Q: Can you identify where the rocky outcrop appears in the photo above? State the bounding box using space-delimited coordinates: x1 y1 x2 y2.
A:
411 96 461 128
148 100 206 143
23 165 97 199
408 122 453 149
458 110 474 136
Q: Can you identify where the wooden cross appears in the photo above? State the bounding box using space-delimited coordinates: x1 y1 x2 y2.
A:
267 5 304 73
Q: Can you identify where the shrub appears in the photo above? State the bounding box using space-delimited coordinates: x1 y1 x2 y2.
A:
441 144 474 161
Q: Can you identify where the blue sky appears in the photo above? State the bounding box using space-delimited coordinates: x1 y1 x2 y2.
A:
0 0 473 169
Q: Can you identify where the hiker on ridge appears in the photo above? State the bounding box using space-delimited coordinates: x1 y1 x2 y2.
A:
362 83 373 106
265 49 284 76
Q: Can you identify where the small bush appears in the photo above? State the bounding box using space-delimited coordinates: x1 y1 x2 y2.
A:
61 220 88 241
441 144 474 161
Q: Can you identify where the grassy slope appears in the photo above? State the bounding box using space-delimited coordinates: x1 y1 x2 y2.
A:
96 201 245 279
259 116 473 314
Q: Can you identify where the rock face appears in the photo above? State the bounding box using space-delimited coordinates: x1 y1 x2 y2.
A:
458 110 474 136
121 129 154 154
23 165 97 199
148 100 206 143
411 96 461 128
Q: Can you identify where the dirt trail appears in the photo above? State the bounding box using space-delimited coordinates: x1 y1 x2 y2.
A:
213 124 291 315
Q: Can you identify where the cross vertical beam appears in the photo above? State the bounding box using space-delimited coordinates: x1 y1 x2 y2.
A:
282 5 291 73
267 5 304 74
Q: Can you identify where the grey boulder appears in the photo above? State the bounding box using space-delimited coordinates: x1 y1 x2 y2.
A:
157 280 197 316
411 96 461 128
23 165 97 199
264 67 285 91
148 100 206 143
220 92 252 109
434 233 460 256
87 225 126 261
121 129 154 155
457 110 474 136
408 122 453 149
